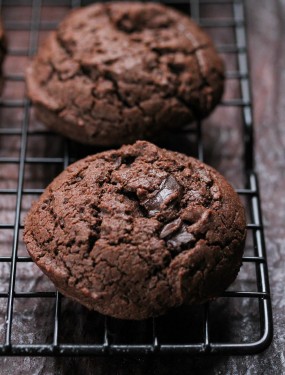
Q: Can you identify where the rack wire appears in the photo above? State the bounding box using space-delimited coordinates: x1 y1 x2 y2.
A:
0 0 273 356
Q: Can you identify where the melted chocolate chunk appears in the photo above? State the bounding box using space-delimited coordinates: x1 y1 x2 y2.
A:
114 156 122 169
167 224 195 250
160 217 182 239
141 175 182 217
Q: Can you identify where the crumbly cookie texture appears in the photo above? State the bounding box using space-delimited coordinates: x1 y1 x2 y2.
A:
24 141 246 320
26 2 224 146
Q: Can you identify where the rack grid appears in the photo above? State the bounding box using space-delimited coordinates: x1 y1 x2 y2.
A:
0 0 273 356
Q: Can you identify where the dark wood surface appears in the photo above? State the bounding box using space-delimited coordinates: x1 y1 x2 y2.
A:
0 0 284 373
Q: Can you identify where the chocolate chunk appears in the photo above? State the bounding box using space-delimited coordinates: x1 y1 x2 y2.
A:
113 156 122 169
160 218 182 239
167 224 195 250
142 175 182 216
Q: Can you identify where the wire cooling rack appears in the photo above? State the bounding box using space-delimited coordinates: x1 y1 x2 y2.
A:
0 0 273 356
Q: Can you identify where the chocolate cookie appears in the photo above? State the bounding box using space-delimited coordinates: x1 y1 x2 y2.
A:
26 2 224 146
24 141 246 320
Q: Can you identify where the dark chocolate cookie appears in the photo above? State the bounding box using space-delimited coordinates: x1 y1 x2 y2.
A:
24 141 246 320
26 2 224 146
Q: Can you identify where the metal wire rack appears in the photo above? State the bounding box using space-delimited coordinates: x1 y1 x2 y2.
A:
0 0 273 356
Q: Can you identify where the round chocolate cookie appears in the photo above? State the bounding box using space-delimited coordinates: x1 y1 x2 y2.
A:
24 141 246 320
26 2 224 146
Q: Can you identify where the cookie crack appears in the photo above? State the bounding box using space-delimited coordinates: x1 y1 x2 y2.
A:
148 43 214 120
103 72 132 108
151 43 209 57
118 188 149 218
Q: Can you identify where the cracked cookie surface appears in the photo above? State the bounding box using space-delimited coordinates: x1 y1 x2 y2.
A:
24 141 246 320
26 2 224 146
